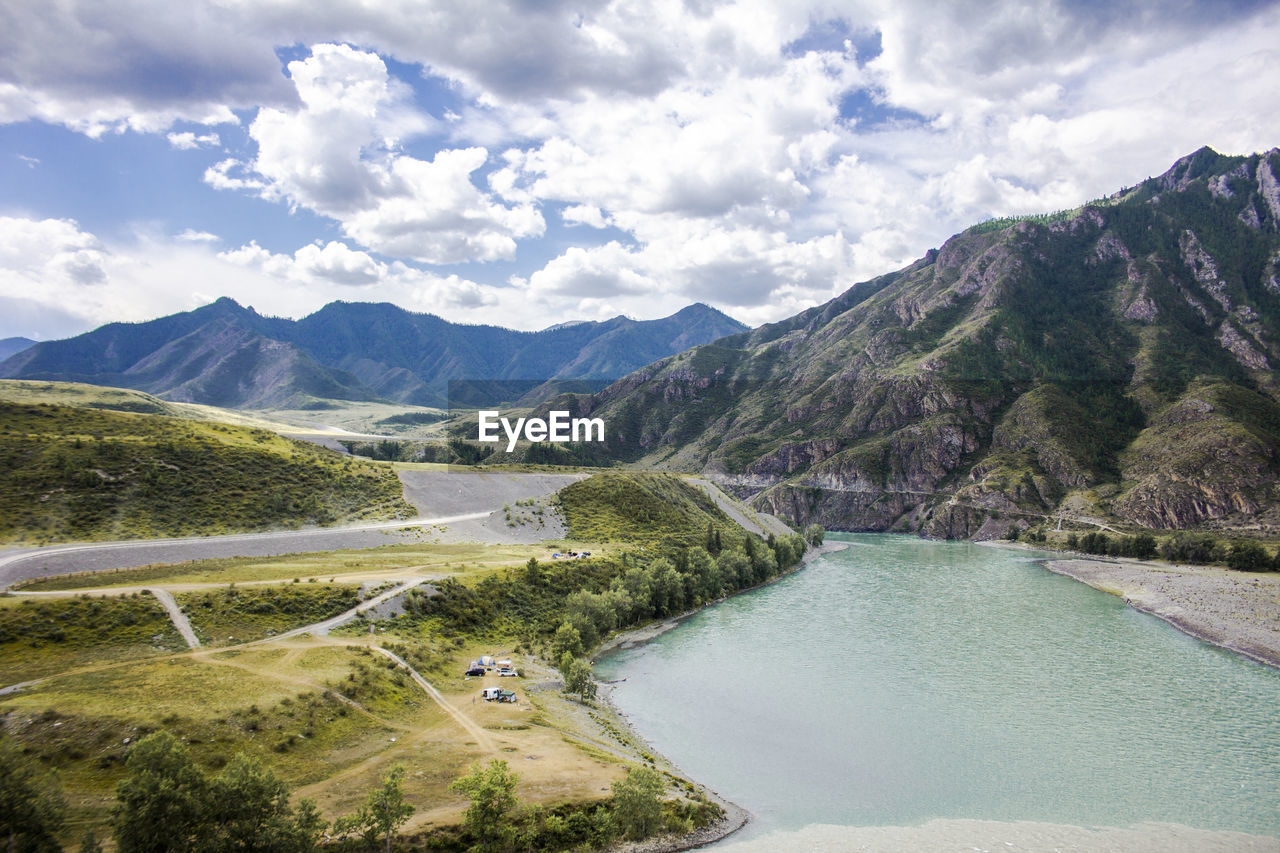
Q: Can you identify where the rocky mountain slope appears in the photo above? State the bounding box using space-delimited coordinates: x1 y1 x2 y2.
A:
559 147 1280 537
0 300 746 409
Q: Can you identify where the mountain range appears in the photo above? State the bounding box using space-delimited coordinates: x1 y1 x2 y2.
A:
0 338 34 362
545 147 1280 535
0 301 747 409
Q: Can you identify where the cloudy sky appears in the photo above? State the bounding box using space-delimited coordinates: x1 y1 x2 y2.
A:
2 0 1279 341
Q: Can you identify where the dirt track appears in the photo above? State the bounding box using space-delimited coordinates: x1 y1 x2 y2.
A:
146 587 201 649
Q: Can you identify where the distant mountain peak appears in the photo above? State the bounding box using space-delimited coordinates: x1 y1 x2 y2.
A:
0 298 751 408
542 319 594 331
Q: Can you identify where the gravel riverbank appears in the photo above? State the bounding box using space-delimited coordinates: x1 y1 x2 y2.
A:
1043 556 1280 670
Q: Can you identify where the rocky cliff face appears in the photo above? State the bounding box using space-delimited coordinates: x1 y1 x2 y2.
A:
572 147 1280 537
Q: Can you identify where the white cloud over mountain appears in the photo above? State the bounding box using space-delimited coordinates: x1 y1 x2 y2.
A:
1 0 1278 336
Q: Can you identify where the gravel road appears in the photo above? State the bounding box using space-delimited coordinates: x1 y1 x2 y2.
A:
687 477 793 538
146 587 201 649
0 470 585 590
0 471 781 591
0 511 488 590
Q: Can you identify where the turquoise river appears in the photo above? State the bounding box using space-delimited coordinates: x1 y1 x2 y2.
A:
594 534 1280 849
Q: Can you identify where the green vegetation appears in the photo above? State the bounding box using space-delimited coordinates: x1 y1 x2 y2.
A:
559 653 597 702
0 381 177 416
176 584 361 645
0 736 67 851
610 766 665 841
339 438 494 466
334 764 414 853
1065 531 1158 560
373 411 449 428
0 474 777 849
0 401 412 544
1027 527 1280 571
0 594 186 685
556 473 739 548
450 760 519 852
399 506 804 651
1227 540 1274 572
112 731 324 853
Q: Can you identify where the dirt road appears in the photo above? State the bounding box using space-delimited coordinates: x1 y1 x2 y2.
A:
146 587 201 649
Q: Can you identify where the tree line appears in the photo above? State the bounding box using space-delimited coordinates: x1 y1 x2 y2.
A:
1044 529 1280 571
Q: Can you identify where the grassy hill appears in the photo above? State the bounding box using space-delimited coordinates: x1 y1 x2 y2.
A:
0 398 413 544
556 472 742 549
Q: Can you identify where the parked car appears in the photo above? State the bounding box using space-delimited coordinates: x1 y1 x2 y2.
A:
496 667 518 677
465 667 486 677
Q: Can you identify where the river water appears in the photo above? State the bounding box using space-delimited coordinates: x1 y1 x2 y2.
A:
594 534 1280 848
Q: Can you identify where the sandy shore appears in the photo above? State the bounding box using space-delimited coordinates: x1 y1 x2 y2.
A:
1042 555 1280 670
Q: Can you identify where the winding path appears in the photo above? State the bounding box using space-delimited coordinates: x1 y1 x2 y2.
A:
373 646 497 754
264 578 432 642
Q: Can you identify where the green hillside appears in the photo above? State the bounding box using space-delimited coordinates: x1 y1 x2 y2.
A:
0 400 413 544
557 472 742 549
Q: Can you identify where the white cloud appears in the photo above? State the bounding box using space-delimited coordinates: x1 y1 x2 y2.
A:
0 1 288 136
219 239 501 312
167 131 220 150
0 217 154 339
221 240 386 287
561 205 611 229
0 219 517 339
4 0 1280 334
211 44 545 264
0 217 108 287
175 228 219 243
203 158 266 193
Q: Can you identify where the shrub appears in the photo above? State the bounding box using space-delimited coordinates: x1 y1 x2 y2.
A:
1227 540 1272 572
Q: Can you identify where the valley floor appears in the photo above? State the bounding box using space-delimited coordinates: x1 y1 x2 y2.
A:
1 471 778 850
1039 555 1280 670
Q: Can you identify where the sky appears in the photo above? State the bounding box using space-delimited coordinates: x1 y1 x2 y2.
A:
1 0 1279 341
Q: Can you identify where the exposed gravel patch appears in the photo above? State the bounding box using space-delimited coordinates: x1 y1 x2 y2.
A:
146 587 200 649
0 471 587 588
1044 557 1280 670
397 470 585 517
687 479 792 538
